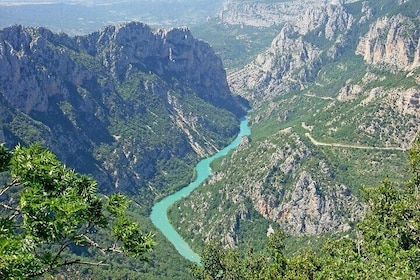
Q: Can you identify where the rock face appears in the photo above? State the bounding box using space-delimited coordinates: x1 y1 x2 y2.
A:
0 23 248 195
172 129 362 247
218 0 359 28
229 23 322 100
169 0 420 248
228 3 354 101
356 14 420 70
295 4 354 38
79 23 247 115
242 131 361 235
336 75 420 149
229 0 420 111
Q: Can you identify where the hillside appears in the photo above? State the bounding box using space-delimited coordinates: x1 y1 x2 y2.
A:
0 22 248 278
0 22 248 196
169 0 420 252
1 0 420 278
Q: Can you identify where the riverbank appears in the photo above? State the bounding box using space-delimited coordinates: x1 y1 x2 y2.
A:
150 117 251 263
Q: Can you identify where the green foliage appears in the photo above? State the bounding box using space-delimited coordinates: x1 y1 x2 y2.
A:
192 138 420 279
7 113 49 146
319 169 420 278
0 143 155 279
192 19 279 71
409 137 420 180
190 230 288 280
107 193 129 216
0 144 11 172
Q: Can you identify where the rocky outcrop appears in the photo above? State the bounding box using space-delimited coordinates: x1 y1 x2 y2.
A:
248 132 361 235
295 4 354 38
172 128 362 247
0 23 247 194
356 14 420 70
228 23 322 101
79 22 247 116
228 3 355 102
218 0 359 28
169 0 420 248
349 82 420 148
229 1 420 109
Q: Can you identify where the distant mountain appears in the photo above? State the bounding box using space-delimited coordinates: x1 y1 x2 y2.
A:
0 0 224 34
0 22 248 199
218 0 360 27
169 0 420 250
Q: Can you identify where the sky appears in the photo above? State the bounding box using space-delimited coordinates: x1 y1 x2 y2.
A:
0 0 210 5
0 0 223 34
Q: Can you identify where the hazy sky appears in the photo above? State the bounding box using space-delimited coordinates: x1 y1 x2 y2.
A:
0 0 223 34
0 0 208 5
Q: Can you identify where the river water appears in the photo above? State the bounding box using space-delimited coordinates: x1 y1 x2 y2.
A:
150 117 251 263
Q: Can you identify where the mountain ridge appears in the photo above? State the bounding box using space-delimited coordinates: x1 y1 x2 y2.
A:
169 0 420 250
0 22 248 195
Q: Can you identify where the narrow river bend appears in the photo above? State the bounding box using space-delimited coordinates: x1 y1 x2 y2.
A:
150 117 251 263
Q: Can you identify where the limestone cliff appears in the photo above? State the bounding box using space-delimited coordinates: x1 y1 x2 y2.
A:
228 0 419 114
169 0 420 248
218 0 359 28
0 23 248 195
356 14 420 70
228 23 322 100
228 3 354 101
172 129 362 247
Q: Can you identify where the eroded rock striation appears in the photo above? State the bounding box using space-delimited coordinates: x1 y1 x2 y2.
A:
0 22 248 195
356 14 420 70
228 3 355 102
218 0 359 28
173 129 362 247
169 0 420 247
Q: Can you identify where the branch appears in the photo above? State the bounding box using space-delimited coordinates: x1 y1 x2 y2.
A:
78 234 106 255
0 202 19 212
52 238 72 266
0 179 19 197
108 243 123 254
77 234 124 255
0 179 21 217
0 186 10 197
61 259 108 267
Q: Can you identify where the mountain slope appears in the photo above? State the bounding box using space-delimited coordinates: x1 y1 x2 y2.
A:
0 22 248 197
0 21 251 279
169 0 420 251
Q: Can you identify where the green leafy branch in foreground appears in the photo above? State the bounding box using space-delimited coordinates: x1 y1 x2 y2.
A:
0 143 155 279
192 138 420 279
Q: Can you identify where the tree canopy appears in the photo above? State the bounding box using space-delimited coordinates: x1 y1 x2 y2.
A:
0 143 155 279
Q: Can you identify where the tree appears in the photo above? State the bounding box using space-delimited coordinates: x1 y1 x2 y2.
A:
0 143 155 279
190 230 287 280
319 138 420 279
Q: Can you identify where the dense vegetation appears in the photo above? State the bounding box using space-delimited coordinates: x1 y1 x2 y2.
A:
0 143 154 279
191 137 420 279
1 0 419 278
191 19 279 71
0 21 246 279
168 0 419 264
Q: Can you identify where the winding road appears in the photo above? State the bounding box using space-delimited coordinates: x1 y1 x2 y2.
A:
302 123 406 151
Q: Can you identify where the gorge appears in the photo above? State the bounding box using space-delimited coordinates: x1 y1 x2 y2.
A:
150 116 250 263
0 0 419 278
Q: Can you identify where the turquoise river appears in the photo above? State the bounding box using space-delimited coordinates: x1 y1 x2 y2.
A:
150 117 251 263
